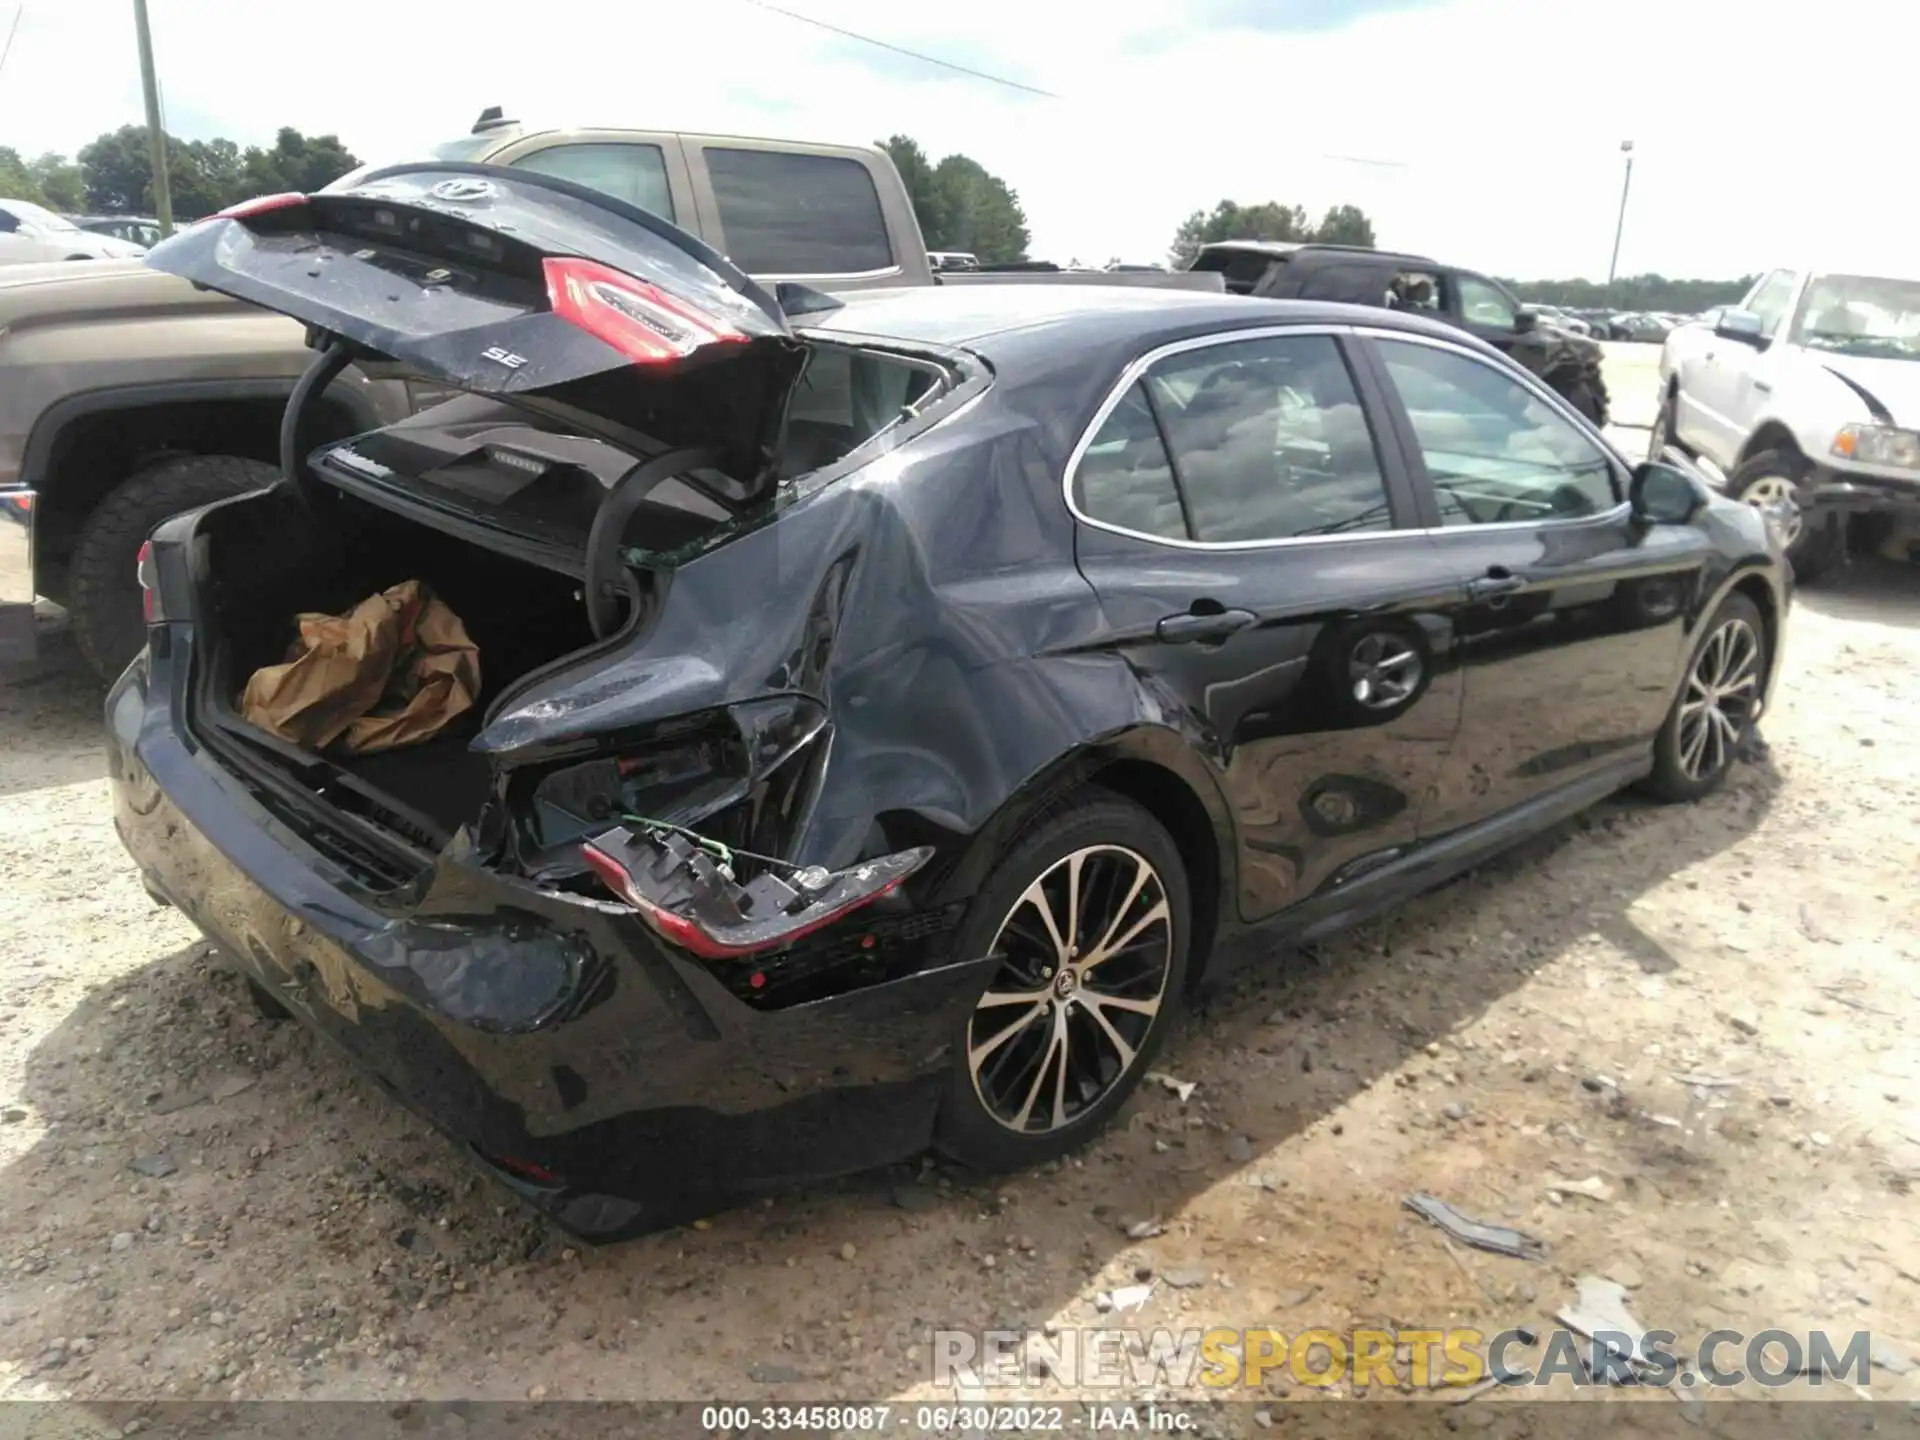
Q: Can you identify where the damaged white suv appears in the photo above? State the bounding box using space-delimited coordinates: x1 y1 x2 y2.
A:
1653 266 1920 582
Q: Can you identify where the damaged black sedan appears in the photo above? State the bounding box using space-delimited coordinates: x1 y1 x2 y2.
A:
109 165 1790 1239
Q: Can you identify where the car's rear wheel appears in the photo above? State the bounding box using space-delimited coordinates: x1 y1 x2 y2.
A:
67 454 278 679
1725 449 1839 585
1642 591 1768 802
935 793 1190 1173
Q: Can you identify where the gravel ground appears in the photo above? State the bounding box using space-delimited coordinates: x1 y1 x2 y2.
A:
2 347 1918 1418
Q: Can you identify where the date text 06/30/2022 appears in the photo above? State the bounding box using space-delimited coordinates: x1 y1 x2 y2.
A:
698 1404 1196 1432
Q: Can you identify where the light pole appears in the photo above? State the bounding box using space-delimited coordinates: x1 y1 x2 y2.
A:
132 0 174 237
1606 139 1634 296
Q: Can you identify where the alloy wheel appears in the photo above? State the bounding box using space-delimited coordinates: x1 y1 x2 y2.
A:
967 845 1173 1135
1739 474 1803 546
1678 617 1761 781
1349 632 1421 708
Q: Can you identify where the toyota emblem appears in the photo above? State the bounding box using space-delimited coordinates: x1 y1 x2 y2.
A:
429 178 495 203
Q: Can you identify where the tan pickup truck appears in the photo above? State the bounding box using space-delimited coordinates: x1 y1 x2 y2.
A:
0 113 1218 676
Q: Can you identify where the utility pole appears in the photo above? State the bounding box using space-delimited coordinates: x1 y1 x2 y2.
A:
132 0 174 237
1607 139 1634 298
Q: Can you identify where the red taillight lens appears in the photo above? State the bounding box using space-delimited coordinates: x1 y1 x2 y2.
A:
135 539 160 625
580 841 911 963
215 192 308 221
543 256 748 366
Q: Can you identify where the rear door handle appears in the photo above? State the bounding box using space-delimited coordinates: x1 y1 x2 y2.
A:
1752 380 1772 394
1466 572 1526 602
1156 608 1258 643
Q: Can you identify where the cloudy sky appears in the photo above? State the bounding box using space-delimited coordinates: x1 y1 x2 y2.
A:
0 0 1911 279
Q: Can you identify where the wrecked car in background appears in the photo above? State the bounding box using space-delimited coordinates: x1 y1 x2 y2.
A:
1190 241 1612 426
1655 265 1920 583
110 165 1788 1239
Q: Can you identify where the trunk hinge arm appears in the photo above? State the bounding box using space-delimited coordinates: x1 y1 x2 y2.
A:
584 446 719 639
279 338 359 501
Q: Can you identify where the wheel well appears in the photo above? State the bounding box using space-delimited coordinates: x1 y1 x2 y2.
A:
30 395 361 604
1736 421 1800 471
1086 759 1224 992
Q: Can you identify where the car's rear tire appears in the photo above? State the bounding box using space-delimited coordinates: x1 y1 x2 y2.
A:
1724 448 1840 586
67 454 278 680
934 792 1191 1174
1641 591 1769 803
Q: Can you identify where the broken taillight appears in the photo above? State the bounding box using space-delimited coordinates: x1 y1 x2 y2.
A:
543 256 749 365
135 540 161 625
581 826 931 962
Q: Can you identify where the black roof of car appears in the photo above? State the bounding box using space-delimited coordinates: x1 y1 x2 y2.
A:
801 282 1485 358
1195 240 1440 268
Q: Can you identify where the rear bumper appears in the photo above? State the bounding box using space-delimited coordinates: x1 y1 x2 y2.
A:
0 486 35 666
106 636 990 1240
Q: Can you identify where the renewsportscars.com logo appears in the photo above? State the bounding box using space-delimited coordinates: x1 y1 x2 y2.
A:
933 1326 1882 1390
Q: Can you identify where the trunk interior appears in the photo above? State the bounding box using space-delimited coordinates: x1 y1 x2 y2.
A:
192 482 606 841
183 342 950 859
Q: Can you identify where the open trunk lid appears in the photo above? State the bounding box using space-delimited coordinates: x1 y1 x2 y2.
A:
143 164 808 484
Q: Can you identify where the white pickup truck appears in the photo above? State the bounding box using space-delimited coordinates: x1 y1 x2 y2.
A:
1654 266 1920 583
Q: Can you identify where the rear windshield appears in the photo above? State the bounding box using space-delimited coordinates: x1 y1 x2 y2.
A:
1190 249 1282 295
705 148 893 275
510 143 675 223
780 344 943 476
311 342 949 569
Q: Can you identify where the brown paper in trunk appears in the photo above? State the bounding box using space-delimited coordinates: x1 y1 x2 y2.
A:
238 580 481 754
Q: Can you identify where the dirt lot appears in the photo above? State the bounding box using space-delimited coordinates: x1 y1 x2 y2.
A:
3 347 1918 1419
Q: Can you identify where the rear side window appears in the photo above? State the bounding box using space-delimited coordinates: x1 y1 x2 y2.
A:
511 143 675 222
1074 335 1395 544
1073 383 1188 541
706 148 893 274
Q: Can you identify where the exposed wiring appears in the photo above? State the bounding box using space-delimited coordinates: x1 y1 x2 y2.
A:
620 814 807 876
737 0 1060 99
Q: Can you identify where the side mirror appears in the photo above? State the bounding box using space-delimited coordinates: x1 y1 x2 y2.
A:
1630 461 1706 525
1713 308 1766 345
1514 311 1537 334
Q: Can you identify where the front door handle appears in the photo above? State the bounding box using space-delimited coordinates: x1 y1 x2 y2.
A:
1156 608 1258 643
1751 379 1772 394
1466 571 1526 602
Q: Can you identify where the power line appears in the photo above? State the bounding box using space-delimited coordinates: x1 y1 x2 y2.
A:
738 0 1060 99
1320 153 1411 170
0 5 25 86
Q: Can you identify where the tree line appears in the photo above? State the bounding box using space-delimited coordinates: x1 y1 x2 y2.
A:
1504 274 1757 314
0 125 1757 309
0 125 360 219
1170 200 1377 267
879 136 1032 265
